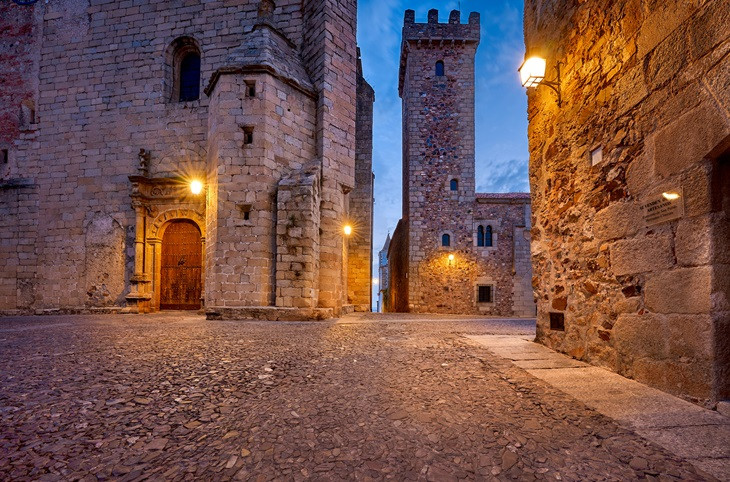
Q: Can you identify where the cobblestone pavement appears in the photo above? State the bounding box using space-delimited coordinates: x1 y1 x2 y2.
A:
0 313 716 481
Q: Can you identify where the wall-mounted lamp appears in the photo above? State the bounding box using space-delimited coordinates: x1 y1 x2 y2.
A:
519 56 562 107
343 224 353 236
190 180 204 195
447 253 455 266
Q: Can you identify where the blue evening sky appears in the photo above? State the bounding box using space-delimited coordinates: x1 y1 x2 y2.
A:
357 0 529 284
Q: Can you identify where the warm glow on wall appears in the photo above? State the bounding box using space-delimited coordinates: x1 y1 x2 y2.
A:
662 191 680 200
190 180 203 195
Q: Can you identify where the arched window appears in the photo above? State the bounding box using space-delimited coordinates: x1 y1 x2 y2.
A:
450 178 458 191
166 37 201 103
485 225 493 247
477 225 485 246
441 233 451 247
436 60 445 77
179 52 201 102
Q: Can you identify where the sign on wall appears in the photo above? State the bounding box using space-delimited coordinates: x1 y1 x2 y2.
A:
639 189 684 226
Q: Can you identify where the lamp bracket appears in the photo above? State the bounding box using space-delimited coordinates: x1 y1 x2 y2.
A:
541 62 562 107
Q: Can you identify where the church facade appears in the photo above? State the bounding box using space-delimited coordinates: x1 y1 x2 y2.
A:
386 9 536 317
0 0 373 320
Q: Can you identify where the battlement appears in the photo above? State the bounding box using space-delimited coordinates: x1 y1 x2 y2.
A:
398 9 480 96
402 9 480 42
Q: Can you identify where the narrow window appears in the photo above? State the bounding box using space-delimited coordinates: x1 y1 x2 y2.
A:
245 80 256 98
2 149 8 164
477 225 485 246
441 233 450 247
477 285 492 303
485 225 493 247
243 126 254 145
435 60 445 77
549 312 565 331
450 178 458 191
179 52 201 102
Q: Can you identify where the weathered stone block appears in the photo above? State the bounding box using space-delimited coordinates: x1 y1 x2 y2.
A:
613 313 667 360
666 313 713 360
644 266 712 314
593 201 640 242
675 214 713 267
610 234 673 276
654 102 729 178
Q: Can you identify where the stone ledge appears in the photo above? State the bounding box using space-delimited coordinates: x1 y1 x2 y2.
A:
0 307 124 317
205 306 334 321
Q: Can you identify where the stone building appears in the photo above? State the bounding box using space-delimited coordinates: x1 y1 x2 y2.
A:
0 0 373 320
386 9 536 317
524 0 729 403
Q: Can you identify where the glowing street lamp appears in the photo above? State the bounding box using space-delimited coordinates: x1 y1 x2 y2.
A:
190 179 203 195
447 253 455 266
343 224 353 236
519 56 562 106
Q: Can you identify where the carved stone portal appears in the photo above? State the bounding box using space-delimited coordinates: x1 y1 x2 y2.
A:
126 175 206 313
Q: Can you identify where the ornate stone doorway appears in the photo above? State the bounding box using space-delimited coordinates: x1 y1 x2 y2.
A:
160 220 203 310
126 175 206 313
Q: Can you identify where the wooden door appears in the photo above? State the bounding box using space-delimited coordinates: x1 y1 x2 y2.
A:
160 220 202 310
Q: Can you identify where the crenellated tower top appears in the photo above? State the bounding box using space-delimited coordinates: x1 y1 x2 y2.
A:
399 9 480 95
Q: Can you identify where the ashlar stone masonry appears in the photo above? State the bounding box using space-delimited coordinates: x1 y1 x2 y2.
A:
0 0 373 320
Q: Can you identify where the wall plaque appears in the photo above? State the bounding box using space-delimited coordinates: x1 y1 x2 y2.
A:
639 189 684 226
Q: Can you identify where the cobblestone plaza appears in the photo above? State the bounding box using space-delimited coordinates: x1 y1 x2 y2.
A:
1 313 724 480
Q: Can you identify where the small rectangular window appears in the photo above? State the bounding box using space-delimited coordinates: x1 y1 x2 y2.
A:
2 149 8 164
477 285 492 303
242 126 254 145
245 81 256 98
591 146 603 166
549 312 565 331
238 203 252 221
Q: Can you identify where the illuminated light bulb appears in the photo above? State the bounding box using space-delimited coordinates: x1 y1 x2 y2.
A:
448 254 455 261
519 56 546 88
343 225 353 236
190 180 203 195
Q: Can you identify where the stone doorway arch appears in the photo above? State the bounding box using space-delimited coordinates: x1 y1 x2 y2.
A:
126 174 207 313
149 210 206 312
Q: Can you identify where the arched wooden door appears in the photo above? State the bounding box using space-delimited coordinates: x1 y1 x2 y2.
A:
160 220 202 310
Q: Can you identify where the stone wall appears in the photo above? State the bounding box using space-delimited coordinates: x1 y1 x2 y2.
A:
0 181 38 314
302 0 359 313
347 52 375 311
524 0 729 402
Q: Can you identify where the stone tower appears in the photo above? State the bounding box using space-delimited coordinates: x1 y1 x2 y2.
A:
399 9 480 309
389 8 534 316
